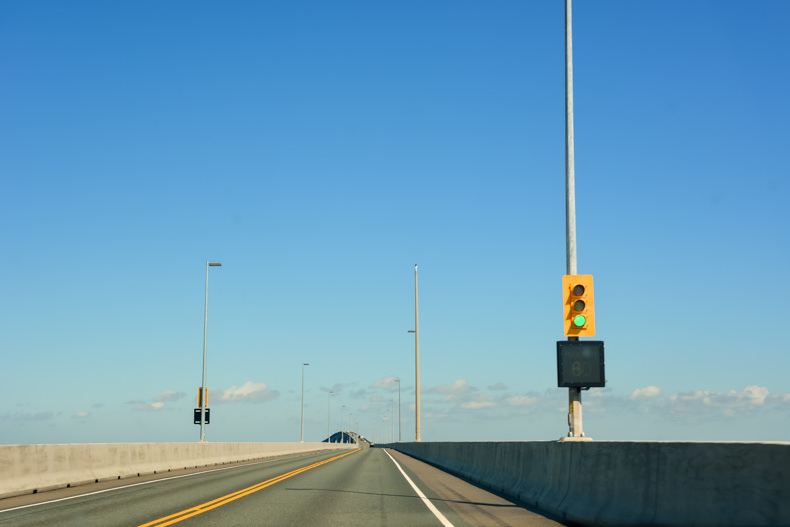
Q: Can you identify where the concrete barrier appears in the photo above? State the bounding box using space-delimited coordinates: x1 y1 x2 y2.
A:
0 442 354 499
390 441 790 527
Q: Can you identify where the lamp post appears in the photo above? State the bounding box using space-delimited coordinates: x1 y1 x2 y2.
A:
413 264 421 441
327 390 334 443
395 378 401 442
301 363 310 442
200 261 221 442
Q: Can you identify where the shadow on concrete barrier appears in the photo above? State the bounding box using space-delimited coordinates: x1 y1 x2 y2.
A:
0 442 355 499
389 441 790 527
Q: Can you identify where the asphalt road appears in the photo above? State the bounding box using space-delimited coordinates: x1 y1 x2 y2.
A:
0 446 566 526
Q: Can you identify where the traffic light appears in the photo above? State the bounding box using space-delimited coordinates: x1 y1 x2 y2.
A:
197 387 208 407
563 274 595 337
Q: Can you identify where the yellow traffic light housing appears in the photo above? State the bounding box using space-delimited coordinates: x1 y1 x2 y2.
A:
197 387 208 407
563 274 596 337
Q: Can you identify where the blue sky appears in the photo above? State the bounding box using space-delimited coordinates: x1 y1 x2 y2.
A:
1 1 788 445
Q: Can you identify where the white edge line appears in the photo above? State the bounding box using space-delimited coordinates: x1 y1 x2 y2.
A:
383 448 454 527
0 456 284 514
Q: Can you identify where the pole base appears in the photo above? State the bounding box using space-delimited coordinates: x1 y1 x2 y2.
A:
558 436 593 442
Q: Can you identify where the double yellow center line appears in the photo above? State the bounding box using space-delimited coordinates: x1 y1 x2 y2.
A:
139 449 360 527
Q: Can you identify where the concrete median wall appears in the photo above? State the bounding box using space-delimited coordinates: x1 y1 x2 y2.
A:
391 441 790 527
0 441 354 499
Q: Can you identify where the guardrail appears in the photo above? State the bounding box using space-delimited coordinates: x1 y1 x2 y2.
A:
0 442 355 499
390 440 790 527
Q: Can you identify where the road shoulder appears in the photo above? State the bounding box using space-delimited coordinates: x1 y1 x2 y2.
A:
385 448 567 527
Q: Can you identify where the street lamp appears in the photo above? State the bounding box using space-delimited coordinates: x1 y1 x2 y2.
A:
408 264 421 441
327 390 334 443
389 399 394 444
395 379 401 442
301 363 310 442
200 261 221 442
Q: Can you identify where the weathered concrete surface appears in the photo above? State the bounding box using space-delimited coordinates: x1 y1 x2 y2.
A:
0 442 354 499
391 441 790 527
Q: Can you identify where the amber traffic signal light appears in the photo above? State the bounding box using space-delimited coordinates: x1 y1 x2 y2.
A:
563 274 595 337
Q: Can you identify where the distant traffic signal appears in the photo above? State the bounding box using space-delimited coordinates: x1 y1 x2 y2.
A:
197 387 208 407
563 274 595 337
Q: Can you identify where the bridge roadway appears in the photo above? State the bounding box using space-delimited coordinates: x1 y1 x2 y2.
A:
0 446 565 526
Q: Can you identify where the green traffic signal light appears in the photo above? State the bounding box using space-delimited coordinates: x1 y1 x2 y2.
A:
563 274 596 337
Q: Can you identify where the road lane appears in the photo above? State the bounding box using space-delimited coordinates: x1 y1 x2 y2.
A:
0 446 566 526
0 449 353 527
174 445 455 526
139 449 360 526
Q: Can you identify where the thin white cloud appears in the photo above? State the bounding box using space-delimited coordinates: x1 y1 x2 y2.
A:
129 389 186 412
426 379 473 402
488 382 507 391
507 395 538 407
631 386 663 400
461 394 496 410
11 411 55 422
372 376 399 389
739 385 770 406
154 390 185 403
668 386 780 417
129 401 165 412
216 381 279 403
74 411 89 418
775 393 790 403
127 401 165 412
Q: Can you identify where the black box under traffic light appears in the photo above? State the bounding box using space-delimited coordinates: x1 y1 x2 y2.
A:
194 408 210 424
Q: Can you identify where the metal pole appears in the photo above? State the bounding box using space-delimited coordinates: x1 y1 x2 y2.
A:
200 261 221 442
301 363 309 442
396 379 401 442
200 262 209 442
565 0 577 278
565 0 583 438
327 391 333 443
414 264 421 442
